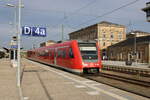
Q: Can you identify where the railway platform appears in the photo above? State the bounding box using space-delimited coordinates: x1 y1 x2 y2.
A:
0 58 149 100
102 60 149 68
21 59 149 100
0 58 20 100
102 60 150 77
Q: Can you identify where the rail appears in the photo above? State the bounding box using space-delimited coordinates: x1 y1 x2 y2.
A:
82 73 150 98
102 64 150 77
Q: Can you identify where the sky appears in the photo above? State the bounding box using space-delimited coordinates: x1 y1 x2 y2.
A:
0 0 150 49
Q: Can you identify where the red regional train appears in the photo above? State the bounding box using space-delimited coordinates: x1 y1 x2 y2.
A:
27 40 102 74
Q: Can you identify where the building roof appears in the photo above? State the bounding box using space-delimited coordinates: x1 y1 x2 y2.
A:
47 40 56 43
40 40 56 45
98 21 125 27
0 49 4 52
69 21 125 35
69 24 97 35
126 30 150 39
108 36 150 48
128 30 150 34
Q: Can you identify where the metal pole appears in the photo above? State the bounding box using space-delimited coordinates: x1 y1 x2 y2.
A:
17 0 21 87
62 24 64 42
13 49 15 60
134 33 137 65
148 43 150 66
14 7 17 61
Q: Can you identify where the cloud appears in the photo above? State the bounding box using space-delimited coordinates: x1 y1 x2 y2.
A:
0 0 150 49
0 24 14 48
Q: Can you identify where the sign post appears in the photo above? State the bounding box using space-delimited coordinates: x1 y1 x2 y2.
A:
17 0 21 87
16 0 47 87
17 25 46 87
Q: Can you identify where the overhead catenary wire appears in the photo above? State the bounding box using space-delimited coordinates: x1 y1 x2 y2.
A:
3 0 142 37
72 0 141 29
16 0 141 29
52 0 98 27
43 0 98 40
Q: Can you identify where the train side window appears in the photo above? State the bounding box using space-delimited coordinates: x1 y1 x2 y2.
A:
69 48 74 58
57 50 61 58
49 51 51 57
62 49 66 58
54 51 56 57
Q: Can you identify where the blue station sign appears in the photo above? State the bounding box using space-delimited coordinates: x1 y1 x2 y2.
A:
22 26 46 37
11 45 18 49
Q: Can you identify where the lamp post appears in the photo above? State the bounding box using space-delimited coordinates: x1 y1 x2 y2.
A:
131 32 137 65
7 4 17 33
7 4 17 63
17 0 22 87
7 3 24 61
7 2 24 86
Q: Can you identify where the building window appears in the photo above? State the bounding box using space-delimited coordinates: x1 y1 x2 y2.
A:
103 42 105 46
87 35 89 39
118 34 122 39
110 51 113 57
103 34 106 38
110 34 114 38
119 32 122 34
94 33 97 38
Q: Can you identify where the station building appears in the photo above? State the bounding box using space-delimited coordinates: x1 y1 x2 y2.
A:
40 40 56 47
0 48 5 58
127 30 150 38
69 21 126 59
107 35 150 63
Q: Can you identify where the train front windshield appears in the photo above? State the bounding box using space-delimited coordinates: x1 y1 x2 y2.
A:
79 43 98 62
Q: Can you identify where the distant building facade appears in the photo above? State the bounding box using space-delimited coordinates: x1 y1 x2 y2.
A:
69 21 126 58
40 40 56 47
107 36 150 63
127 30 150 39
0 47 9 58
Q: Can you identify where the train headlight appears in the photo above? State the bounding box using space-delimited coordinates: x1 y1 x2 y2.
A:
82 62 88 66
95 63 99 66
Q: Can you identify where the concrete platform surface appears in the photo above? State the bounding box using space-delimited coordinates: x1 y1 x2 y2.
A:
102 60 149 68
0 58 20 100
0 58 149 100
20 59 149 100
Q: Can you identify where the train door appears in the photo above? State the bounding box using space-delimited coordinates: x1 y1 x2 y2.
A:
54 48 57 65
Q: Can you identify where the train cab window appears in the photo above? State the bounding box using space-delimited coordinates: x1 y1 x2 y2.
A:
69 48 74 58
79 43 98 62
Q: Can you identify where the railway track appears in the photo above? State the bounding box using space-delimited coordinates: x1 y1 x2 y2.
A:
82 72 150 87
81 72 150 98
99 72 150 87
102 64 150 77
